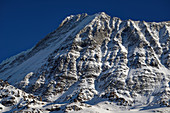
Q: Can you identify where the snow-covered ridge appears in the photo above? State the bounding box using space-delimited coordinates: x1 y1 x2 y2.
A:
0 12 170 113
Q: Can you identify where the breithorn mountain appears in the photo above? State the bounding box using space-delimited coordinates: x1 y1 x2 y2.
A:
0 12 170 113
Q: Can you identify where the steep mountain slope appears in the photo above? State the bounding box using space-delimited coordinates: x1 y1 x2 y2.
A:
0 12 170 112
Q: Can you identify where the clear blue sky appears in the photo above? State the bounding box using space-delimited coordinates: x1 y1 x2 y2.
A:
0 0 170 63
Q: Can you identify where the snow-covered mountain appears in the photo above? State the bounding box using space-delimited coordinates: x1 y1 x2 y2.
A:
0 12 170 113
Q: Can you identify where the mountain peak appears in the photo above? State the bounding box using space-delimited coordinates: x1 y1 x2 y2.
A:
0 12 170 113
59 13 88 27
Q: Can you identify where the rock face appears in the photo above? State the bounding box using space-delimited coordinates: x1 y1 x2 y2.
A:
0 12 170 112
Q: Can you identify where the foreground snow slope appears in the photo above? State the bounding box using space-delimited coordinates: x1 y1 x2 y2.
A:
0 12 170 112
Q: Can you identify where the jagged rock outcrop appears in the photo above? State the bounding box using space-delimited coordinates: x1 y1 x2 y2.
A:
0 12 170 112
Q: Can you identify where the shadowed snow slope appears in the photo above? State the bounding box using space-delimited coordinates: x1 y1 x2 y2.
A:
0 12 170 113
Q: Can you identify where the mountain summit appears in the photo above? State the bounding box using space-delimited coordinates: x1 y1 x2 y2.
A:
0 12 170 113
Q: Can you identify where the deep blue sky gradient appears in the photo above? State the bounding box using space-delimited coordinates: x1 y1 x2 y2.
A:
0 0 170 62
